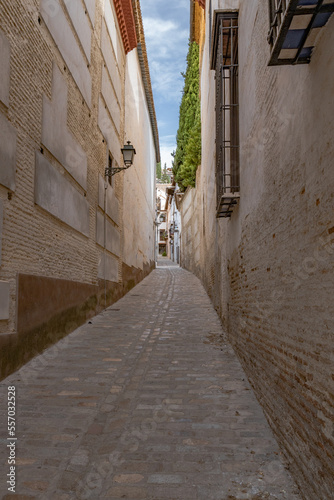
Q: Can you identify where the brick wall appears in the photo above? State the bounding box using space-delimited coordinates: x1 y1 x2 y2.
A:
0 0 157 378
180 0 334 498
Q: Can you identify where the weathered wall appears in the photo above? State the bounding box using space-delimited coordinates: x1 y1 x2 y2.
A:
180 0 334 498
0 0 157 379
122 48 156 271
180 175 202 277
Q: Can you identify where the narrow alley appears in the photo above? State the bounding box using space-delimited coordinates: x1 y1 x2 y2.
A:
0 260 301 499
0 0 333 498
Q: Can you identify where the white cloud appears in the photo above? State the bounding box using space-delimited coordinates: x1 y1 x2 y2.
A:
144 18 177 36
141 0 189 14
151 63 183 101
141 0 190 166
160 145 175 170
161 134 177 146
143 17 188 54
175 0 189 9
143 16 188 101
160 135 177 169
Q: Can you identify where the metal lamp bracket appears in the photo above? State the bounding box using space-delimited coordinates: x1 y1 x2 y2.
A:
105 165 131 177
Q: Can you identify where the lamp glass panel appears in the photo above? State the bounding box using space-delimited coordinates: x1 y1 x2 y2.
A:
123 149 134 165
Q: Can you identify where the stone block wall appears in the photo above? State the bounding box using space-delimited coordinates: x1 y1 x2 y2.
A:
0 0 157 379
180 0 334 497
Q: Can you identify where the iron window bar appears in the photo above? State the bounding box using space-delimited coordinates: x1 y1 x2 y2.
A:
268 0 334 65
211 12 240 218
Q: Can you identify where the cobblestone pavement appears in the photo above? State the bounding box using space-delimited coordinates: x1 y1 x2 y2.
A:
0 261 301 499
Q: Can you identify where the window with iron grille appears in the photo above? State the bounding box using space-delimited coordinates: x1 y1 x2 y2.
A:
211 12 240 218
267 0 334 65
268 0 288 51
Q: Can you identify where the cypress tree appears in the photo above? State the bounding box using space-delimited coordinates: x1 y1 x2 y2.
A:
173 41 201 191
156 162 161 180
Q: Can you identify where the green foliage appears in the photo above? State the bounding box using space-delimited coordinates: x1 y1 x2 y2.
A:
162 251 167 257
173 41 201 191
156 162 161 179
179 102 201 188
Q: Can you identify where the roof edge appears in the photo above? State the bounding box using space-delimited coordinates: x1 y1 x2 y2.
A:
132 0 161 164
113 0 137 54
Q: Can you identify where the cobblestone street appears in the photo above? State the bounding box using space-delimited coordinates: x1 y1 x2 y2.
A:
0 260 301 499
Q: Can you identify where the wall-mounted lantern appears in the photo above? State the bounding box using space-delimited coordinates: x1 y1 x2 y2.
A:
121 141 136 166
105 141 136 177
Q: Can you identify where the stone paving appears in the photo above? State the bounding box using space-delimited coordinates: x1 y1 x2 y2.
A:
0 259 301 499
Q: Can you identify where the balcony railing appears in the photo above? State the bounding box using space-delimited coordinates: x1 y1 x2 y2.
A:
268 0 334 65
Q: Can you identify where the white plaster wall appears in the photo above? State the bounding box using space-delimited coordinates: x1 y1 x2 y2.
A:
104 0 122 65
35 152 90 237
194 0 243 305
212 0 239 11
0 0 157 340
200 34 216 237
40 0 92 106
84 0 95 26
157 185 169 210
0 30 10 107
101 21 122 104
98 97 122 166
171 199 181 263
182 190 193 227
0 23 16 194
42 63 87 190
123 50 156 269
180 188 201 272
64 0 92 62
96 0 127 279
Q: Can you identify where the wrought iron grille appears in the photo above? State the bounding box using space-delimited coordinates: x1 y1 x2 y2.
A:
268 0 334 65
214 13 240 218
107 153 113 185
268 0 288 49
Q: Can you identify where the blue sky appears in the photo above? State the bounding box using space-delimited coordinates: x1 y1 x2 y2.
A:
141 0 190 169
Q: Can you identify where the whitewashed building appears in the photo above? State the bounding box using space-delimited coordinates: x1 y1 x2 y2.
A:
0 0 159 378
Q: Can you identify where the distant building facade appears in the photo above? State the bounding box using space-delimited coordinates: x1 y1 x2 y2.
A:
180 0 334 498
0 0 159 379
156 183 171 257
166 185 182 264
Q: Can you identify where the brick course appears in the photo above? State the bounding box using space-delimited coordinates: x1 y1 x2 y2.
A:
180 1 334 498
